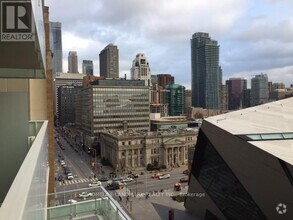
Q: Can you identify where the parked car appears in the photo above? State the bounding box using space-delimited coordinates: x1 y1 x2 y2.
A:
183 169 189 175
159 174 170 179
112 176 123 181
180 177 189 183
67 174 73 180
152 173 162 178
107 182 121 190
121 177 134 183
78 192 93 198
89 181 102 187
99 175 109 182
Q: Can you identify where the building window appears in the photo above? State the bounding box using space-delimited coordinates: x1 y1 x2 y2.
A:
122 151 125 156
129 141 131 145
122 142 125 146
192 130 266 220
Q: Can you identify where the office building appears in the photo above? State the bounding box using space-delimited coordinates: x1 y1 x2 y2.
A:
78 79 150 136
157 74 174 89
68 51 78 73
99 44 119 78
251 73 269 106
55 72 86 125
49 22 63 74
82 60 94 76
58 85 81 126
131 53 152 86
99 128 197 172
185 98 293 220
165 84 185 116
191 32 220 110
226 78 247 110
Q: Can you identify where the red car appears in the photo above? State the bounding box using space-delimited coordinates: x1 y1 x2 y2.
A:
151 173 162 178
180 177 189 183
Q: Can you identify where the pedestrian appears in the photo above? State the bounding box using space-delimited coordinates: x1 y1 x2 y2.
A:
127 195 129 202
119 196 122 202
94 174 96 178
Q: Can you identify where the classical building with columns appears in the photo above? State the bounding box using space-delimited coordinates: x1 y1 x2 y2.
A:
99 129 198 172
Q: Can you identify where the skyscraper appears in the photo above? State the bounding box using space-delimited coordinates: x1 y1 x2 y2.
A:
226 78 247 110
49 22 63 74
165 84 186 116
99 44 119 78
251 73 269 106
130 53 152 86
68 51 78 73
82 60 94 76
191 32 220 110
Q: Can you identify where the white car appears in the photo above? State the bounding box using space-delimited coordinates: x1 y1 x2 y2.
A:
78 192 93 198
68 199 77 204
121 177 134 183
67 174 73 180
89 181 102 187
159 174 170 179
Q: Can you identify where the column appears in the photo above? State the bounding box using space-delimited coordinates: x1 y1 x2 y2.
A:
125 150 128 173
176 147 180 165
138 148 140 167
131 149 135 168
171 147 174 167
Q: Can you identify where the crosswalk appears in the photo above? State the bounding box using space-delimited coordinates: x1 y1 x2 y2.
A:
57 178 100 186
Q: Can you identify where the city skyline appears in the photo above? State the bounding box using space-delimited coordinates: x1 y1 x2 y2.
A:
46 0 293 89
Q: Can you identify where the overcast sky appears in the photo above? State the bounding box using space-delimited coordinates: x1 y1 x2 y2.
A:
46 0 293 89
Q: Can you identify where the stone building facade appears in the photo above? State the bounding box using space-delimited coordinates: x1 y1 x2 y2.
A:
99 129 198 172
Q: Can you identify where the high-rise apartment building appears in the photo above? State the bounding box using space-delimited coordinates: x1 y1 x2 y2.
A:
157 74 174 89
165 84 186 116
50 22 63 74
68 51 78 73
251 73 269 106
226 78 247 110
131 53 152 86
99 44 119 78
191 32 220 110
82 60 94 76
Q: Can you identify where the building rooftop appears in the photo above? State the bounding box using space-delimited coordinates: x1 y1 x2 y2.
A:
101 128 198 138
205 97 293 165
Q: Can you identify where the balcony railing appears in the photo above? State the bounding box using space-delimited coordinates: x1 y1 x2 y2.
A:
0 120 48 220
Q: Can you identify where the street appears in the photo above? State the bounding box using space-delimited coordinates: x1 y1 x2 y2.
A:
53 129 189 202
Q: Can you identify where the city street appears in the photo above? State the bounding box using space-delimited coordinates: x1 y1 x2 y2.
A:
54 129 189 199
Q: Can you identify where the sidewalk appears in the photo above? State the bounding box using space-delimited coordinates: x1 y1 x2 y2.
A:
117 187 199 220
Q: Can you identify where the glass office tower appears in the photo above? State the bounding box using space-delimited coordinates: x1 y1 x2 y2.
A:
191 32 220 110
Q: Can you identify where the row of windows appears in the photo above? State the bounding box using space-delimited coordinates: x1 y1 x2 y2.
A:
238 132 293 141
193 130 266 220
121 149 143 156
